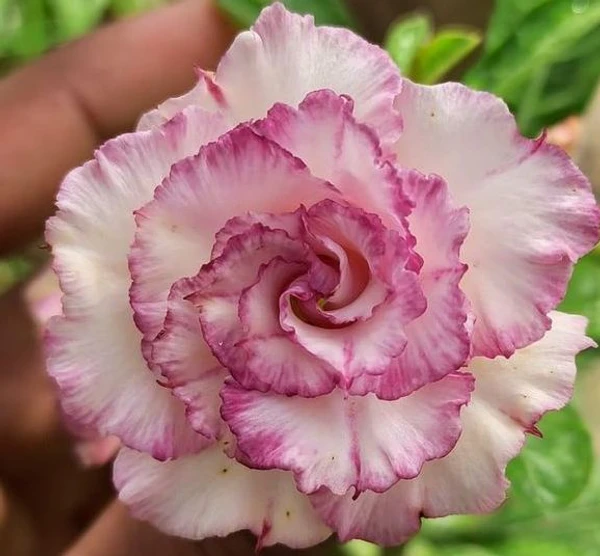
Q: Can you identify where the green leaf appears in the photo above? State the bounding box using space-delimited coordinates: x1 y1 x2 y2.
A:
383 14 432 75
412 28 481 84
340 540 382 556
464 0 600 136
496 539 578 556
502 405 593 520
3 0 50 60
110 0 167 17
216 0 357 29
559 251 600 342
49 0 111 42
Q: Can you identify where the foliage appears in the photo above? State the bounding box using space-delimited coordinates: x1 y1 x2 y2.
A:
0 0 168 67
384 14 481 83
464 0 600 136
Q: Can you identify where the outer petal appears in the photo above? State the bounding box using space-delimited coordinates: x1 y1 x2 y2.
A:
46 108 221 458
312 311 593 545
114 445 331 548
137 70 228 131
350 173 471 398
394 81 600 357
222 373 473 496
130 125 336 346
217 3 402 144
254 90 412 228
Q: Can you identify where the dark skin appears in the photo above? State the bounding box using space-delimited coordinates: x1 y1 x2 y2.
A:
0 2 332 553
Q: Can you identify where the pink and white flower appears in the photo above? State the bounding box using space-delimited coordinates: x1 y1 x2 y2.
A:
45 4 599 548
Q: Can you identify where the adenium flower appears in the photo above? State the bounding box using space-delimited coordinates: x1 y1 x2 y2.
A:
46 4 599 548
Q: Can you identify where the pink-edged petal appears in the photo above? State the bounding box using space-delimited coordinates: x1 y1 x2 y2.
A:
137 70 228 131
254 90 411 226
152 286 227 440
394 81 600 357
187 222 338 397
312 311 593 545
211 211 305 259
130 125 337 347
216 4 402 144
279 200 425 382
222 373 473 496
46 108 221 458
350 173 471 398
114 444 331 548
129 112 229 345
281 277 423 384
235 257 338 396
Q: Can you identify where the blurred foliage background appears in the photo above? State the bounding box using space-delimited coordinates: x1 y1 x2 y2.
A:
0 0 599 555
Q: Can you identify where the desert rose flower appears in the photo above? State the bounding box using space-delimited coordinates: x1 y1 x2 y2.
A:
45 3 599 548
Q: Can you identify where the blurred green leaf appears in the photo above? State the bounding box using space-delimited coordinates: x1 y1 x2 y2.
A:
502 405 593 520
49 0 110 42
341 540 382 556
465 0 600 136
560 251 600 342
4 0 49 60
110 0 167 17
412 28 481 84
496 539 578 556
383 14 432 75
216 0 357 29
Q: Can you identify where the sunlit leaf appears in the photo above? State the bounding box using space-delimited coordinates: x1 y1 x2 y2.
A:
383 13 431 75
465 0 600 136
412 28 481 84
50 0 111 42
110 0 168 16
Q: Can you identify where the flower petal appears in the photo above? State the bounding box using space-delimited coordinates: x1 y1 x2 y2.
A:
222 373 473 496
350 173 471 398
137 70 228 131
114 445 331 548
130 125 336 348
129 113 229 346
217 3 402 143
46 108 220 458
394 81 600 357
152 286 227 441
254 90 411 225
312 311 592 545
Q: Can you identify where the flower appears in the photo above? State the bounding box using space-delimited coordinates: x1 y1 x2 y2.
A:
45 3 599 548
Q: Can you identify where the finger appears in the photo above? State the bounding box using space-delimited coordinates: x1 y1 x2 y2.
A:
64 501 252 556
0 0 234 255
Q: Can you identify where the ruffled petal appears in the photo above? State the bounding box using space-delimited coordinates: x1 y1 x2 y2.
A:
350 173 471 398
129 112 229 346
216 3 402 143
222 373 473 496
394 81 600 357
114 445 331 548
129 124 332 347
152 286 227 441
186 223 338 397
312 311 592 545
137 70 228 131
280 201 425 383
46 108 220 458
254 90 411 224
